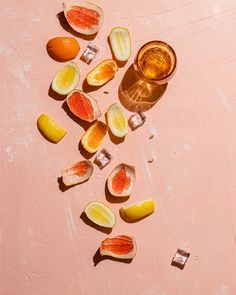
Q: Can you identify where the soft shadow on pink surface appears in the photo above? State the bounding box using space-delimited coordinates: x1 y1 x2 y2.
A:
57 176 91 192
93 248 133 266
48 85 66 101
82 79 102 93
78 141 95 159
57 11 98 41
105 181 129 203
80 212 112 234
119 65 167 112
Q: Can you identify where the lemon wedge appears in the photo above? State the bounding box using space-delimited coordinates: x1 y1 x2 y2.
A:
106 103 128 138
120 199 155 222
52 61 80 95
37 114 67 143
84 201 116 228
109 27 131 62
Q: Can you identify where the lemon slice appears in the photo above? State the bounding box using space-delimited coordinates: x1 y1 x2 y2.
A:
37 114 67 143
106 103 128 138
84 201 116 228
109 27 131 62
120 199 155 222
52 61 80 95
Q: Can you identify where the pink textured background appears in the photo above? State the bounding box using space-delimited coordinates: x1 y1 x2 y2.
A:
1 0 236 294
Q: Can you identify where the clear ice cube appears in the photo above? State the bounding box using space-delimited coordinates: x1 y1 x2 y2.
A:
171 248 190 269
94 148 112 169
80 44 99 64
128 112 146 131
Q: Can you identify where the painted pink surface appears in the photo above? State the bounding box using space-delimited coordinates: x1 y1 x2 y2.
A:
1 0 236 294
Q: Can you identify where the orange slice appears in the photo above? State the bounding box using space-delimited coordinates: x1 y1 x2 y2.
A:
81 121 107 153
86 59 118 86
109 27 131 62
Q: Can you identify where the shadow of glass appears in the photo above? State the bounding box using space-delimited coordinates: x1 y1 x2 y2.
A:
118 64 168 112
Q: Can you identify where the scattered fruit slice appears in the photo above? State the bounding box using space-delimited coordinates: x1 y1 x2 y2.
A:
107 163 135 197
84 201 116 228
81 121 107 153
120 199 155 222
86 59 118 86
52 61 80 95
106 103 128 138
63 1 104 35
100 235 137 259
37 114 67 143
109 27 131 62
62 160 93 186
66 90 101 122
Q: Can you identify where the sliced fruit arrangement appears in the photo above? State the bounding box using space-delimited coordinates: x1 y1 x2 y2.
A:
81 121 107 153
63 0 104 35
86 59 118 86
84 201 116 228
37 114 67 143
52 61 80 95
66 90 101 122
107 163 135 197
109 27 131 62
106 103 128 138
47 37 80 61
100 235 137 259
120 199 155 222
62 160 93 186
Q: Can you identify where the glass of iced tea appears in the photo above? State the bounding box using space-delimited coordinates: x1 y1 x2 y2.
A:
134 40 177 84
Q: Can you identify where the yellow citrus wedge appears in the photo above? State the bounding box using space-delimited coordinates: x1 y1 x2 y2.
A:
52 61 80 95
81 121 107 153
37 114 67 143
120 199 155 222
109 27 131 62
84 201 116 228
106 103 128 138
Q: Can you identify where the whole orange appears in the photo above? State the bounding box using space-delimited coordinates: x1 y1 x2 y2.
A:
47 37 80 61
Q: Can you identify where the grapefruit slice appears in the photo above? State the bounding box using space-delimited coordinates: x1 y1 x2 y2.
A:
109 27 131 62
84 201 116 228
66 90 101 122
106 103 128 138
100 235 137 259
63 1 104 35
86 59 118 86
52 62 80 95
62 160 93 186
107 163 135 197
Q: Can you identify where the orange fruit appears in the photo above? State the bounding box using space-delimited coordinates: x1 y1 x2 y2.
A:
81 121 107 153
86 59 118 86
47 37 80 61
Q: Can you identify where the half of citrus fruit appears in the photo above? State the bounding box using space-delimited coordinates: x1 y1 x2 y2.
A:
120 199 155 222
81 121 107 153
86 59 118 86
109 27 131 62
84 201 116 228
52 61 80 95
37 114 67 143
106 103 128 138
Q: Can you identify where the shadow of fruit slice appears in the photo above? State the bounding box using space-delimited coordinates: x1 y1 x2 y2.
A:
63 1 104 35
106 103 128 138
107 163 135 197
120 199 155 222
66 90 101 122
86 59 118 86
109 27 131 62
47 37 80 61
52 61 80 96
100 235 136 259
81 121 107 153
37 114 67 143
62 160 93 186
84 201 116 228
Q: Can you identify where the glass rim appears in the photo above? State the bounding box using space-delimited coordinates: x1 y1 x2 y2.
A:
135 40 177 83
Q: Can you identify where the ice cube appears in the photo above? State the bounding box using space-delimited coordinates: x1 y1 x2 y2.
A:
94 148 112 169
80 44 99 64
171 248 190 269
128 112 146 131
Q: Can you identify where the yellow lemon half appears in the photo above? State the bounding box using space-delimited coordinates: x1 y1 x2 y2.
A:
84 201 116 228
120 199 155 222
52 61 80 95
109 27 131 62
37 114 67 143
106 103 128 138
